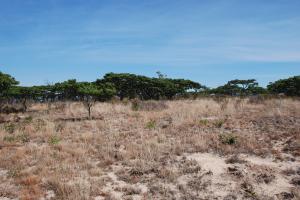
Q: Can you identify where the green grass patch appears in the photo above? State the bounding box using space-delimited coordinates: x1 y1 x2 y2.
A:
145 120 156 130
49 135 60 145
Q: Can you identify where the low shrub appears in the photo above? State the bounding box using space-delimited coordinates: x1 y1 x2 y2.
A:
219 133 237 145
145 120 156 129
3 135 15 142
49 135 60 145
23 116 33 124
3 133 30 143
4 123 16 133
214 119 225 128
198 119 209 126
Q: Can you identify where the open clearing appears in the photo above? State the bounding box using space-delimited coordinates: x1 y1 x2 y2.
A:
0 98 299 200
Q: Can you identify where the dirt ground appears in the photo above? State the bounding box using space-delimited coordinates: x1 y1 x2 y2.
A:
0 98 299 200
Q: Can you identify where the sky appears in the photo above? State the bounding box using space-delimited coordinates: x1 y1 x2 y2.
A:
0 0 300 87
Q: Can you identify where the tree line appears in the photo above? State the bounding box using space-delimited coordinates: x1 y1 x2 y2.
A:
0 71 205 103
1 71 299 104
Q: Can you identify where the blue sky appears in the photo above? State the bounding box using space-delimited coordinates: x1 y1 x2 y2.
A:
0 0 299 87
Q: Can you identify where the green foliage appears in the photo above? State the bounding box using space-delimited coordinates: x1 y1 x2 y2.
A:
228 79 258 90
198 119 209 126
78 83 101 97
3 135 15 142
3 133 30 143
211 79 266 96
1 70 298 104
214 119 225 128
0 71 19 97
8 86 34 99
211 84 240 96
23 116 33 124
4 123 16 133
219 133 237 145
156 71 167 79
49 135 60 145
54 79 80 100
78 82 116 101
145 119 156 129
97 73 203 100
267 75 300 96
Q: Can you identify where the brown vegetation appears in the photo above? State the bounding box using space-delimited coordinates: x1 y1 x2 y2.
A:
0 98 299 199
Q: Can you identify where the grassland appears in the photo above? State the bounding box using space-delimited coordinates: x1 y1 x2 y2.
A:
0 98 299 200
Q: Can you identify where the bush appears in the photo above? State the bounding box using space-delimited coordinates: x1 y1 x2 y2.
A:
219 133 237 145
214 119 225 128
49 135 60 145
3 135 15 142
4 123 16 133
145 120 156 129
3 133 30 143
198 119 209 126
23 116 33 124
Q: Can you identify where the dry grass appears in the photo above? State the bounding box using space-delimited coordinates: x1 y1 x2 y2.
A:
0 97 299 200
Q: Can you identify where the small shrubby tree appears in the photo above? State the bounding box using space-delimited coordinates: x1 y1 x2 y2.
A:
78 83 116 119
7 86 34 111
78 83 101 119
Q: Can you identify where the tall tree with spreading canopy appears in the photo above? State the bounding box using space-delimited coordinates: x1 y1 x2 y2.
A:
97 73 203 100
212 79 263 96
227 79 258 94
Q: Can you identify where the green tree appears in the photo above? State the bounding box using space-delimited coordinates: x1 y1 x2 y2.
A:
212 79 263 96
212 84 240 96
267 75 300 96
0 71 19 97
54 79 80 100
98 73 204 100
227 79 258 95
156 71 167 79
7 86 35 111
78 83 116 118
